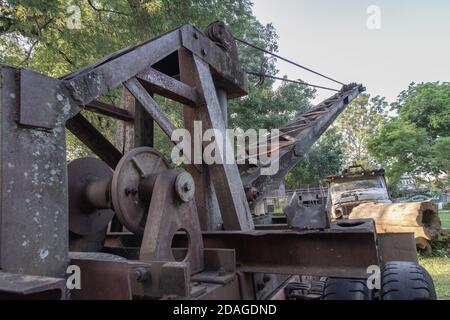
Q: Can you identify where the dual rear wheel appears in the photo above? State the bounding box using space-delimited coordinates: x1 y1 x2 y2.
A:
322 261 436 300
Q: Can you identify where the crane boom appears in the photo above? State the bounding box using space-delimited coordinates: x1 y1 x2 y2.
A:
242 83 365 209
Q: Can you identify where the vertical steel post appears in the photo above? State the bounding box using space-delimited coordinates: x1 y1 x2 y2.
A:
0 66 78 278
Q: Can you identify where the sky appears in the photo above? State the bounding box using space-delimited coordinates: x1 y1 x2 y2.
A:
252 0 450 103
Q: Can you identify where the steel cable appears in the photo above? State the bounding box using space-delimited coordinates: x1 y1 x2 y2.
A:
235 36 345 87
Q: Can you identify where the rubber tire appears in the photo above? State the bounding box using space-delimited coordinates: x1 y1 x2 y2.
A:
381 261 437 300
322 278 372 300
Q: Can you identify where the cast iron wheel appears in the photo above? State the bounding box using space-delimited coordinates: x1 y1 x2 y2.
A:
381 261 437 300
322 278 372 300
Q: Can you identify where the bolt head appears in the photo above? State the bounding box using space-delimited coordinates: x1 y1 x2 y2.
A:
134 268 150 282
175 171 195 202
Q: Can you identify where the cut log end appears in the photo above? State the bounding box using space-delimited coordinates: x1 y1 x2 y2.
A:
348 200 442 251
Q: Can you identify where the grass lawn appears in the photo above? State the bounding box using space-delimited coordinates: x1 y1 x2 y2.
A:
420 256 450 300
440 210 450 229
420 210 450 300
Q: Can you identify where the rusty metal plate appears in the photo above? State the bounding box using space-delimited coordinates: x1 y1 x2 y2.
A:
19 68 79 129
0 271 65 299
139 169 204 275
70 252 190 299
196 277 241 300
69 252 132 300
378 233 418 263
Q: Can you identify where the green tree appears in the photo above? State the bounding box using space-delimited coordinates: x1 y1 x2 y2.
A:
1 0 267 74
335 93 388 167
392 82 450 139
367 120 431 183
368 82 450 190
284 127 345 189
2 0 302 159
229 80 314 131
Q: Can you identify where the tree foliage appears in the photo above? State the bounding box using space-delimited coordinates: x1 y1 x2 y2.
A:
392 82 449 139
284 127 345 189
335 93 388 168
1 0 266 74
2 0 304 158
368 82 450 190
229 80 314 131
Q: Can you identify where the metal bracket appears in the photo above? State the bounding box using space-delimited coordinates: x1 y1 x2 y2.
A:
19 68 80 129
0 271 65 299
180 25 248 98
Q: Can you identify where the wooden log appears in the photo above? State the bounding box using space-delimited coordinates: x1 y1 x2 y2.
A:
349 200 441 250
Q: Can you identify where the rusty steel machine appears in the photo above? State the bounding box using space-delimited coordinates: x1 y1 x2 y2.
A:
0 22 433 300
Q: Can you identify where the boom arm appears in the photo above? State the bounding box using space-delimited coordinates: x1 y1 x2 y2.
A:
242 83 365 208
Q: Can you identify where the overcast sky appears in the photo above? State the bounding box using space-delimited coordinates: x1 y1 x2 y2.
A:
252 0 450 103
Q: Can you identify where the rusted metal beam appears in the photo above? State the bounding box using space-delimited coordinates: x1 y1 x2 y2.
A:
134 98 154 148
179 48 222 231
66 113 123 168
193 55 254 231
63 28 182 105
63 24 248 106
115 88 137 153
216 88 228 127
125 77 202 173
137 67 198 106
111 220 381 279
85 100 134 122
124 78 176 138
175 220 379 278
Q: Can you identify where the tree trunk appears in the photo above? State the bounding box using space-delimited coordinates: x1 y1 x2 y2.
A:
349 200 441 251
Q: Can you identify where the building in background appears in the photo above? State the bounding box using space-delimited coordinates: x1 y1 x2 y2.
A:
397 175 429 197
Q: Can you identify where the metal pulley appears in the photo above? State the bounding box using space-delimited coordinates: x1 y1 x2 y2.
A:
68 147 196 235
111 147 170 234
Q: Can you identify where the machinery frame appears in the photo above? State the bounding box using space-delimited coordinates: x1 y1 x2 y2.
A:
0 22 413 300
